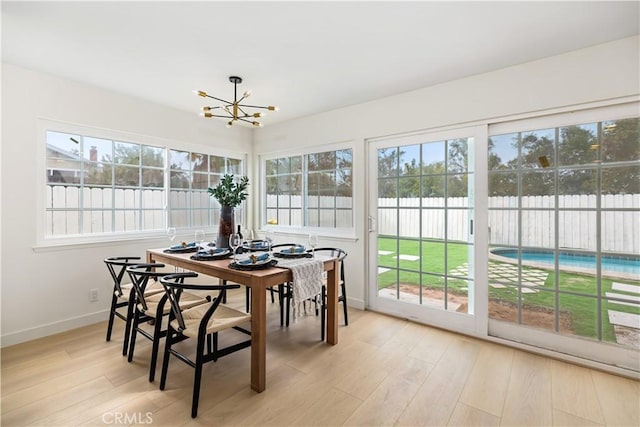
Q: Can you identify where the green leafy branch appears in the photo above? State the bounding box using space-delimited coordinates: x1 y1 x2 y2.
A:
207 174 249 208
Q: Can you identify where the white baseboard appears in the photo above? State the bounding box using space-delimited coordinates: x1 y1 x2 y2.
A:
1 309 108 348
346 296 365 310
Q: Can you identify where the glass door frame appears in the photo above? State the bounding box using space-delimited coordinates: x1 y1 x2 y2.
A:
366 125 489 336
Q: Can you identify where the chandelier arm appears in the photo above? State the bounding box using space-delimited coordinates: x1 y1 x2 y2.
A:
238 104 271 109
205 94 232 104
236 106 252 117
238 117 258 125
208 114 234 119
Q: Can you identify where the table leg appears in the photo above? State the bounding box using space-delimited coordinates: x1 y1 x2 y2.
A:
250 283 266 392
326 259 339 345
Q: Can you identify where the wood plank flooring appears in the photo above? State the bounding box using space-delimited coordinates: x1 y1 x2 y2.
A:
2 288 639 426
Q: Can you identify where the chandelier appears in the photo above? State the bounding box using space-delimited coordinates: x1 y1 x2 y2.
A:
194 76 278 128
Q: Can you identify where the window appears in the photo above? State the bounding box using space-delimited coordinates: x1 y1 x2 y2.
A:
264 148 353 229
168 150 244 229
44 129 243 239
487 115 640 349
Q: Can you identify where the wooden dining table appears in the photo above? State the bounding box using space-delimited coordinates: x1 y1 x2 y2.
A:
146 248 340 393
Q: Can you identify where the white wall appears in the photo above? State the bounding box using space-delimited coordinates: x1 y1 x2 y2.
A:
1 63 253 346
253 36 640 310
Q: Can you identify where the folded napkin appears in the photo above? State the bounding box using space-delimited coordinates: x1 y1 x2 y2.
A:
280 245 305 254
238 253 270 265
170 242 196 250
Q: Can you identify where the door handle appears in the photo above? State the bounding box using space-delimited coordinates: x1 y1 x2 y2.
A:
368 216 376 232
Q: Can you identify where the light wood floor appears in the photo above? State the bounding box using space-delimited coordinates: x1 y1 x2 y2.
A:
2 288 639 426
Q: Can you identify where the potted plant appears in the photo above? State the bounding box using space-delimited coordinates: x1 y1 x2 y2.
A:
208 174 249 248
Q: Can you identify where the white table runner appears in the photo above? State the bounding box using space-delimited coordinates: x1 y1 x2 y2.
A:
275 255 329 319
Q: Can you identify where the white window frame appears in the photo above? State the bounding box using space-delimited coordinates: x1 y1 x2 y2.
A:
35 119 247 248
259 141 356 239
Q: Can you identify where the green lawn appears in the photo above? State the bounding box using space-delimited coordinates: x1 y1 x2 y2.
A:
376 236 640 344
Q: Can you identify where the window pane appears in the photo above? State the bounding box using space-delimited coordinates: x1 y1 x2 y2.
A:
210 155 226 173
141 145 164 167
192 172 209 190
277 157 290 174
489 172 518 197
558 168 597 197
46 159 82 184
84 137 112 162
309 151 336 172
142 168 163 188
399 144 420 176
422 141 445 171
46 131 81 160
228 158 242 174
602 118 640 163
86 163 112 186
602 165 640 195
170 150 190 170
114 142 140 165
447 138 468 173
265 159 278 175
522 170 554 201
191 152 207 172
378 148 398 177
170 171 190 189
521 129 555 169
558 123 598 166
114 165 139 186
489 134 518 170
336 149 353 168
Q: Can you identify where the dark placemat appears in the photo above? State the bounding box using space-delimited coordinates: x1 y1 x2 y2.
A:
273 252 312 259
163 246 198 254
190 251 231 261
228 259 278 271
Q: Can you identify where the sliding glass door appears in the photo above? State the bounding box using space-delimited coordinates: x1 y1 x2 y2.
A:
367 126 486 334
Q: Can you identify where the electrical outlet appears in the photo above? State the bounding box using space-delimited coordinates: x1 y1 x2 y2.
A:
89 288 99 302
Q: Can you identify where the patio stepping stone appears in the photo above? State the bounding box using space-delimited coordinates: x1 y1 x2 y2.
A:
377 267 391 275
605 292 640 308
608 310 640 329
378 250 394 256
612 282 640 294
394 254 420 261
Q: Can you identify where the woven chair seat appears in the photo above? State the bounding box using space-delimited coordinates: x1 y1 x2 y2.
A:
139 291 206 317
171 303 251 338
115 281 163 300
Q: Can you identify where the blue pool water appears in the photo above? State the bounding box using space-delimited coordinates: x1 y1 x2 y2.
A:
491 248 640 275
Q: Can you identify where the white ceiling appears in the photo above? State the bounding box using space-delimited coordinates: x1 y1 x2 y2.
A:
2 1 639 127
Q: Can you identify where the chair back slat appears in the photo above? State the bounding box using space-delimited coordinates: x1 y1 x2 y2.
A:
104 256 141 296
126 263 166 313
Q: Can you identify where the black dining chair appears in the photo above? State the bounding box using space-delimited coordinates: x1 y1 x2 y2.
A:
313 247 348 341
159 272 252 418
126 264 210 382
104 256 164 356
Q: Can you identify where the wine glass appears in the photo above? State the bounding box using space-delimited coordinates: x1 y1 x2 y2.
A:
308 233 319 258
229 233 241 263
264 231 274 255
166 227 177 246
195 230 205 250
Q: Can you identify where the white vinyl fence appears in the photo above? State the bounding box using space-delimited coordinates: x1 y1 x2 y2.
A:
377 195 639 253
46 185 639 253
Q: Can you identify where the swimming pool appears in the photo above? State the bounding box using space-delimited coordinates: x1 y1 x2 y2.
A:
490 248 640 276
